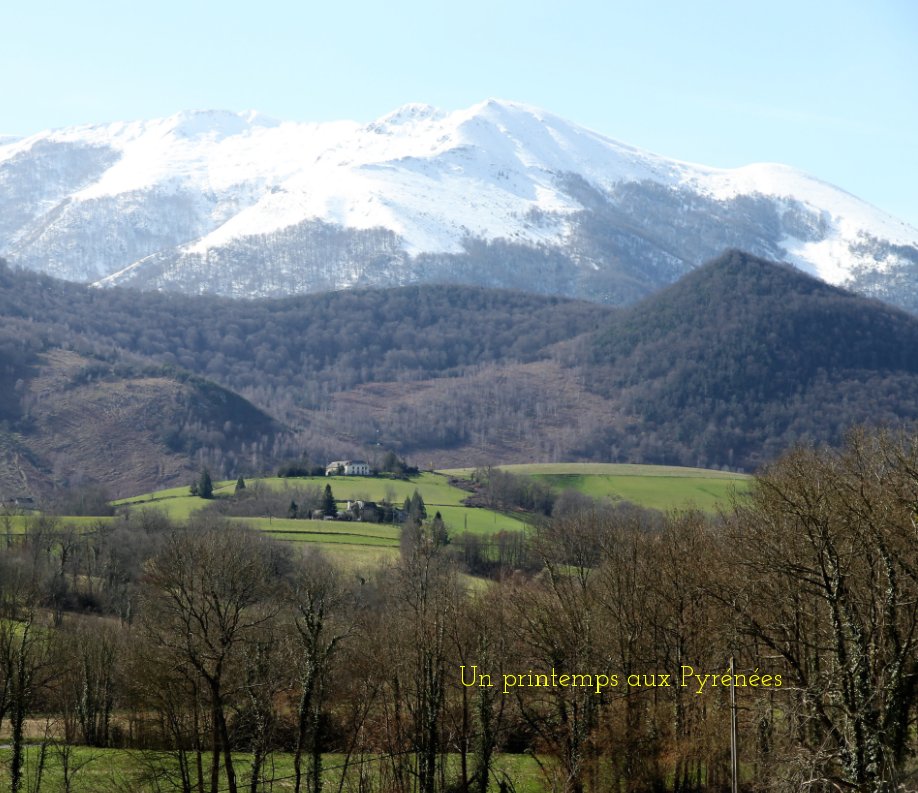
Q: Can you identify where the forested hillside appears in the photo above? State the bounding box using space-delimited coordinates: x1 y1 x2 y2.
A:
0 261 608 419
3 250 918 494
586 249 918 467
0 259 612 493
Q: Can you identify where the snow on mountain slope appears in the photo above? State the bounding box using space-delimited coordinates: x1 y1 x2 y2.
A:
694 163 918 283
1 100 917 306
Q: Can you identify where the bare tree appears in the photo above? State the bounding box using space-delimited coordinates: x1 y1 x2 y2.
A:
508 514 610 793
55 619 121 747
719 430 918 791
141 525 283 793
376 524 462 793
0 551 59 793
286 549 356 793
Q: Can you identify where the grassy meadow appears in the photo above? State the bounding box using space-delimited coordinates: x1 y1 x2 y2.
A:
110 472 530 553
442 462 750 513
0 745 548 793
4 465 750 557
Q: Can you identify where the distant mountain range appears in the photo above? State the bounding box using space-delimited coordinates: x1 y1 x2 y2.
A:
2 251 918 497
2 100 917 309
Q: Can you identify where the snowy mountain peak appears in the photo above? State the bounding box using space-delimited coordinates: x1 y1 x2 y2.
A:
468 97 548 119
370 103 448 130
1 101 917 309
161 109 281 140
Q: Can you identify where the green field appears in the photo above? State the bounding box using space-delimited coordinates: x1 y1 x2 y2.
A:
442 463 750 513
116 472 476 510
112 472 530 552
9 465 748 554
0 514 117 535
0 745 547 793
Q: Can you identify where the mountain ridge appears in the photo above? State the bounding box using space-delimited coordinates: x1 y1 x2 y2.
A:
2 100 917 308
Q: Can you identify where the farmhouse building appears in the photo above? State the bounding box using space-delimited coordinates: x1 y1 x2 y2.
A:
325 460 371 476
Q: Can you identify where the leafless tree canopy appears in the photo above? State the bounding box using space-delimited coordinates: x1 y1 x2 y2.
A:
2 430 918 791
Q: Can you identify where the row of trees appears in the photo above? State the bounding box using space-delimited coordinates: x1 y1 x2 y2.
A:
2 430 918 791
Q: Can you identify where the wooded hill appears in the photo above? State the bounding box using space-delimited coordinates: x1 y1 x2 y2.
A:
1 249 918 496
586 249 918 469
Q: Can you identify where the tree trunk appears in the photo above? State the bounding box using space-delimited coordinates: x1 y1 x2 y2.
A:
294 661 316 793
216 700 238 793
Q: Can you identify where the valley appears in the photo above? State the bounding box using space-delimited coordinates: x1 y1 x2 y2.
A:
5 6 917 789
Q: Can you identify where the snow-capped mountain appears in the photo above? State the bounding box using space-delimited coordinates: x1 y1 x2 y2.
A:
2 100 917 308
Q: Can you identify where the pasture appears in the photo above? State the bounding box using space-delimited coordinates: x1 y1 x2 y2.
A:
111 472 530 552
442 462 750 513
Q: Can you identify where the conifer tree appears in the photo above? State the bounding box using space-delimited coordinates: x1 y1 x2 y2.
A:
322 484 337 517
198 469 214 500
430 510 448 547
410 489 427 521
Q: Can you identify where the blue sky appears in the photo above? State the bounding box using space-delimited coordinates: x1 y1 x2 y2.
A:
3 0 916 225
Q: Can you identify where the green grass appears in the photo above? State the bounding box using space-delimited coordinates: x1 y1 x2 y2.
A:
0 514 117 535
0 746 546 793
111 473 531 558
442 463 750 513
254 472 471 506
257 518 401 547
536 473 746 512
429 504 529 534
0 744 132 792
313 545 401 568
254 516 401 539
8 466 747 551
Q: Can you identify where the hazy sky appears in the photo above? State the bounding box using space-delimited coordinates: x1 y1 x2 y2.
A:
3 0 916 225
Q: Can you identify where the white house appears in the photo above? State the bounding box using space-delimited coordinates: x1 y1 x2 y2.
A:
343 460 371 476
325 460 371 476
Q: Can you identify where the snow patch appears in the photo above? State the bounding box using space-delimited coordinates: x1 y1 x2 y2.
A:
694 163 918 250
780 235 856 285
